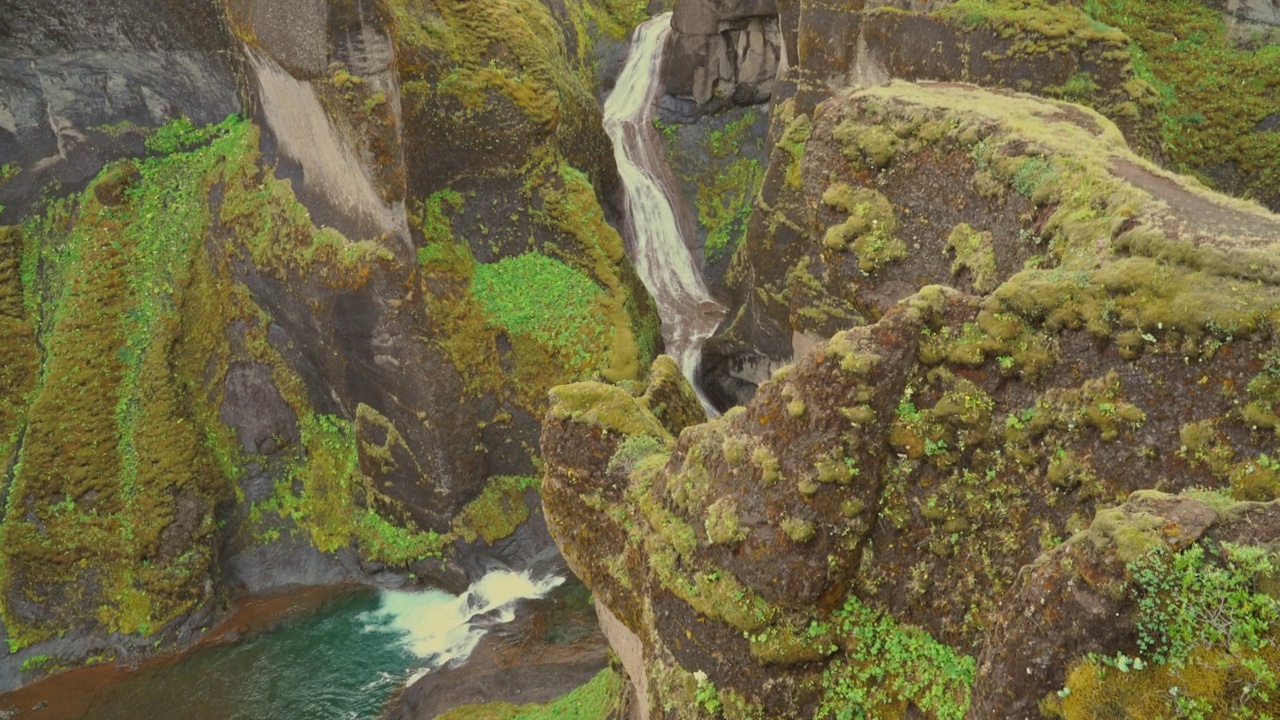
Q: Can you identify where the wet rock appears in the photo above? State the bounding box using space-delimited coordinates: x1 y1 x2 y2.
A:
220 362 300 456
385 579 610 720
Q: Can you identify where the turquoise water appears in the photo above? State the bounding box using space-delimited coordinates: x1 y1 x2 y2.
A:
74 571 564 720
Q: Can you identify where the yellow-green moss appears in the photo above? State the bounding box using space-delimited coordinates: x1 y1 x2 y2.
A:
0 117 259 647
453 475 540 543
821 184 906 273
947 223 997 293
548 382 670 440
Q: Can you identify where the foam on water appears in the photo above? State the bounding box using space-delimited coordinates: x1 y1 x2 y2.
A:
362 569 565 684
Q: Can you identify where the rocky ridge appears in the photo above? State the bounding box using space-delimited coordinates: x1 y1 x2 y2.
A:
543 80 1280 718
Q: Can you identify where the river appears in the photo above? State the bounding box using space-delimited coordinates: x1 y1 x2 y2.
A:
0 571 563 720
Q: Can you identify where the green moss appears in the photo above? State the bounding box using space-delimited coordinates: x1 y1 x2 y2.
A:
1179 418 1235 477
262 413 451 565
662 110 766 265
434 667 623 720
939 0 1125 41
1057 542 1280 719
453 475 539 544
745 618 838 666
780 516 816 544
779 113 812 190
821 184 905 273
548 382 670 439
1229 454 1280 502
1082 506 1165 564
607 434 670 475
473 252 614 378
1081 0 1280 208
704 497 746 545
752 445 781 485
629 465 775 632
947 223 997 293
0 117 260 647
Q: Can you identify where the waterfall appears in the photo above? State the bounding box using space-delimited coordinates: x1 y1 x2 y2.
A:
363 569 565 684
603 13 726 407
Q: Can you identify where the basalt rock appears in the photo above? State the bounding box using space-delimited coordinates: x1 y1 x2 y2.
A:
543 81 1280 718
664 0 784 112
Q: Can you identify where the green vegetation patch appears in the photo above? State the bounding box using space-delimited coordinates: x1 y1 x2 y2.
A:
473 252 614 376
821 183 905 274
818 594 976 720
452 475 540 544
1053 541 1280 719
1082 0 1280 207
434 667 623 720
939 0 1127 42
660 110 766 265
0 116 258 648
257 413 450 566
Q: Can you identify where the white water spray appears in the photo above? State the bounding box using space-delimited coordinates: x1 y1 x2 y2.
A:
362 569 564 684
603 14 726 406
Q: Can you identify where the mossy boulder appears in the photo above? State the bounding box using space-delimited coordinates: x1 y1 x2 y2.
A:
976 491 1280 719
545 80 1280 718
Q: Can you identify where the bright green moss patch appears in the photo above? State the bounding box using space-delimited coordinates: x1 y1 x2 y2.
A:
473 252 613 375
434 667 623 720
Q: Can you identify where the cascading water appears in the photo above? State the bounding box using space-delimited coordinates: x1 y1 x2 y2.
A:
604 13 726 407
369 570 565 685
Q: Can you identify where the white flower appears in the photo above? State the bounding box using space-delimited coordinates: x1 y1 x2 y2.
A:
693 670 708 684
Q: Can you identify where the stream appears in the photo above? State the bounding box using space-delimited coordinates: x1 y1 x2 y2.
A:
604 13 726 404
0 571 563 720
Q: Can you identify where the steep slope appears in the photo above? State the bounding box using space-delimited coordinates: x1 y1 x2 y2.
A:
542 81 1280 718
0 0 660 686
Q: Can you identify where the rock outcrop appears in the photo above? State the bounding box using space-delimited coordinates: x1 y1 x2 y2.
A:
664 0 784 112
543 81 1280 718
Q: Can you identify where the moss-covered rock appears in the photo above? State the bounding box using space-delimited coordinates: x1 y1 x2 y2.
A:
546 81 1280 718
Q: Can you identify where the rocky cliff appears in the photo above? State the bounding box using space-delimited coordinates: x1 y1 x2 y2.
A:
543 81 1280 718
0 0 658 688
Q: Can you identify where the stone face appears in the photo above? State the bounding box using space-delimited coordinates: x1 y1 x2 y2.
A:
0 0 241 221
664 0 783 110
220 362 300 455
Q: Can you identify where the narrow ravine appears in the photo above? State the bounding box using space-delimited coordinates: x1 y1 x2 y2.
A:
603 13 726 406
